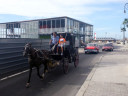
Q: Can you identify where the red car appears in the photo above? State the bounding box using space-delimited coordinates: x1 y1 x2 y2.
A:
102 44 113 51
84 43 99 54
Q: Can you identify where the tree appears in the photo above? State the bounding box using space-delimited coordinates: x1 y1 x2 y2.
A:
123 18 128 28
121 27 126 32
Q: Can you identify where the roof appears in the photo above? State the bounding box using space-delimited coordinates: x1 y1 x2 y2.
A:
0 16 93 26
94 37 116 41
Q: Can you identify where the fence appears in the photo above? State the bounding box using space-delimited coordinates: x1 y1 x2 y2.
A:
0 38 50 78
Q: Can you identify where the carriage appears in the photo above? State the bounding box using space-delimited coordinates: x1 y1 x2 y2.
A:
48 32 79 74
23 32 79 88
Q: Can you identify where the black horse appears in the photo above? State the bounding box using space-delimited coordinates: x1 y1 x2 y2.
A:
23 43 49 88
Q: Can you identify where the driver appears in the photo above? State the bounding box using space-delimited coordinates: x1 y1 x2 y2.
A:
49 32 59 53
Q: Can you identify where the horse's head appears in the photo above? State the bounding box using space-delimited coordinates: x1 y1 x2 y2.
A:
23 43 32 57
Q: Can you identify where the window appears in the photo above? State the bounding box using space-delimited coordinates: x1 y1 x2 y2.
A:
61 19 65 27
43 21 47 28
39 21 43 28
70 20 73 28
56 19 60 28
67 19 70 28
47 20 51 28
52 20 55 28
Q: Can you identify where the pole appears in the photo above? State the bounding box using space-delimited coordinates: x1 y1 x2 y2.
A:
123 3 128 44
124 3 128 13
123 30 125 45
94 32 96 40
120 24 125 45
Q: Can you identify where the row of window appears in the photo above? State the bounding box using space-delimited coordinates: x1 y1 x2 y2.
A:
0 18 93 38
0 20 92 32
39 19 65 28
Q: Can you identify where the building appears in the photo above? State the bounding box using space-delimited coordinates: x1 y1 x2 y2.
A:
0 16 93 42
93 37 116 43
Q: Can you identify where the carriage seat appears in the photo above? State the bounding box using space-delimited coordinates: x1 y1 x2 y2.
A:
65 41 69 46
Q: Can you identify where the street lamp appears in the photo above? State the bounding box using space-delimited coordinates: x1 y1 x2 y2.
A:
124 3 128 13
120 24 126 45
105 32 107 38
121 3 128 45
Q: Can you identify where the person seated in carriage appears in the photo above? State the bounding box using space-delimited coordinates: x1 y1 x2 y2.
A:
57 34 66 55
49 32 59 54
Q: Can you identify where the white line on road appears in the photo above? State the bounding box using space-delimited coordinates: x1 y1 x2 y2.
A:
0 69 29 81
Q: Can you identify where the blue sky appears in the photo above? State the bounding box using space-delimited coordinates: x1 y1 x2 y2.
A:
0 0 127 39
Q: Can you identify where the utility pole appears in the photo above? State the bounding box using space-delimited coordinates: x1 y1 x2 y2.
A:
122 3 128 45
123 29 125 45
121 25 126 45
124 3 128 13
105 32 107 38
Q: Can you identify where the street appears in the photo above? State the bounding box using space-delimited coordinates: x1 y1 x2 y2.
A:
0 47 104 96
0 1 127 96
83 44 128 96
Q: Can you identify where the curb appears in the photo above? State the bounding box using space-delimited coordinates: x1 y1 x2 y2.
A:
75 55 103 96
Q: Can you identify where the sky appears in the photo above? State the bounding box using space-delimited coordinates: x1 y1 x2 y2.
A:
0 0 127 39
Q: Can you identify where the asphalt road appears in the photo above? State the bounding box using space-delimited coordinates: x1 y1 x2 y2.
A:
0 49 106 96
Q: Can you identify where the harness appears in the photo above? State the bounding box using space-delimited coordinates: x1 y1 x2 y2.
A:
24 44 49 60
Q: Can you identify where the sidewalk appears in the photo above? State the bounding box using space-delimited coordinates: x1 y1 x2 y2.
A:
78 46 128 96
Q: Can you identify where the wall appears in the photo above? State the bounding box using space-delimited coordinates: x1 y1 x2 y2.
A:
0 38 49 78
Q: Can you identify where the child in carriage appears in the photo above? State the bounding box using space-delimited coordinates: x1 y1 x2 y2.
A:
57 34 66 55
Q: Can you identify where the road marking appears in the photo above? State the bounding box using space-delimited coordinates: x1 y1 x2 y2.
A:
0 69 29 81
75 55 103 96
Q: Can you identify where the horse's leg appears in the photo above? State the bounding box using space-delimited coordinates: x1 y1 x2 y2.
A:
45 63 48 72
42 63 48 78
26 67 32 88
36 67 43 79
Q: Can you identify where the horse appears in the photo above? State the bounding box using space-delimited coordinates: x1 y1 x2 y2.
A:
23 43 49 88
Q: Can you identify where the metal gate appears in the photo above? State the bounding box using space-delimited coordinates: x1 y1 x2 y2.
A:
0 38 49 78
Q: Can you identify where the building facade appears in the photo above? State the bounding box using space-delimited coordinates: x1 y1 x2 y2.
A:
0 16 93 42
92 37 116 43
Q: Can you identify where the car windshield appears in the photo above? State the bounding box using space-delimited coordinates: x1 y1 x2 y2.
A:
87 44 96 47
107 43 113 45
104 44 111 47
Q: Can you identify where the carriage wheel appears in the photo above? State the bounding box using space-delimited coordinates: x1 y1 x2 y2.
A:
63 58 69 74
74 49 79 68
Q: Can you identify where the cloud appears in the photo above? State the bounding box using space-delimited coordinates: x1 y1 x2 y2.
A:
0 0 125 39
0 0 125 18
95 27 110 31
52 0 126 6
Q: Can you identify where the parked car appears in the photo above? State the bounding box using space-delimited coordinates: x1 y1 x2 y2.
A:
107 42 114 48
84 43 99 54
117 41 121 44
102 44 113 51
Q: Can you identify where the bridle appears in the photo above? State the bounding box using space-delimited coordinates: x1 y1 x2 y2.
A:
23 44 32 56
23 44 46 60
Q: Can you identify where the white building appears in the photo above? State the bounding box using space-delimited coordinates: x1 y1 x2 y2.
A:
0 16 93 42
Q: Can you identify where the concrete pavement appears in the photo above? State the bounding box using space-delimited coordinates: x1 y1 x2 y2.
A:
76 44 128 96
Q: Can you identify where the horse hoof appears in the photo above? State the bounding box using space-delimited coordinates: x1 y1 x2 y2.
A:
42 74 45 79
45 70 48 73
40 75 44 80
26 83 30 88
40 78 44 81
